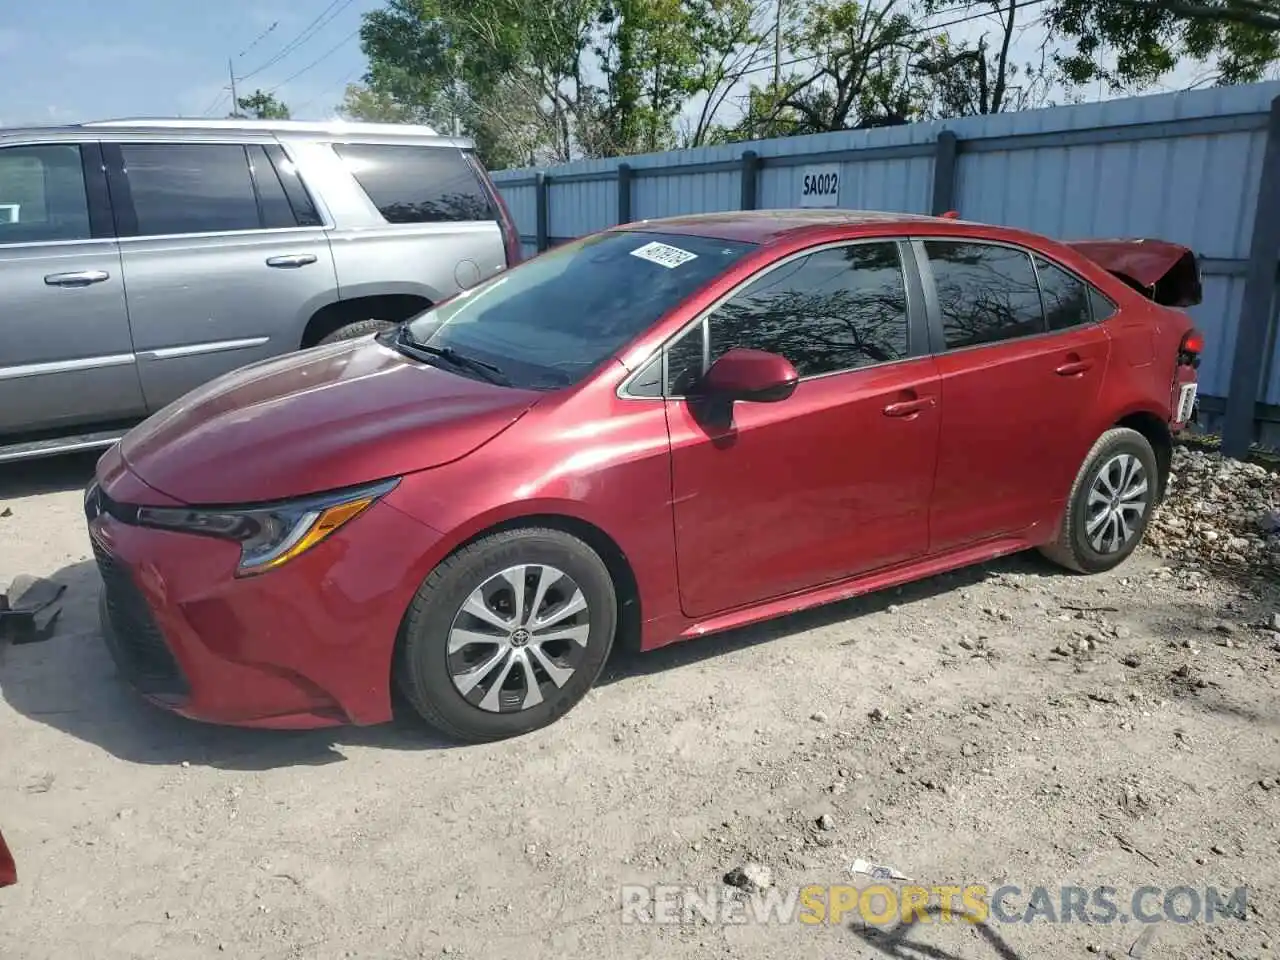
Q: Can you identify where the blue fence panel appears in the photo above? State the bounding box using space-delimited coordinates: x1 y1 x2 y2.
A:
633 168 739 220
548 177 616 241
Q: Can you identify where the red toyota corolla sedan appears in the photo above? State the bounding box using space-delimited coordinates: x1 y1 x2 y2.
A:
84 210 1204 742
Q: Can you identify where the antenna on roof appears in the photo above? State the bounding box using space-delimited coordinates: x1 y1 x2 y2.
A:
941 210 960 219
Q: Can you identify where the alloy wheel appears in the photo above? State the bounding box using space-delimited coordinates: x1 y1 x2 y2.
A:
1085 453 1149 554
446 564 592 713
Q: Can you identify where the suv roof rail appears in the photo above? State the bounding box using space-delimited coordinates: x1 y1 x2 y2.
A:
78 117 447 138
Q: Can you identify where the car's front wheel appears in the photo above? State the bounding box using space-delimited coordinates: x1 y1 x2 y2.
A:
1039 426 1160 574
396 527 618 743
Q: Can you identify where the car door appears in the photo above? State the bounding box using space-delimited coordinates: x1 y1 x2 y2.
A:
918 238 1113 553
104 139 337 413
660 238 942 619
0 140 146 437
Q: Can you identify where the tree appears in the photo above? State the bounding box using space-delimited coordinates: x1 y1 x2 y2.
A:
679 0 774 147
934 0 1280 91
336 83 430 123
913 1 1054 117
729 0 931 139
361 0 598 164
233 90 291 120
357 0 780 165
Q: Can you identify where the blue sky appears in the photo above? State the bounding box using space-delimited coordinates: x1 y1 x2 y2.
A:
0 0 381 125
0 0 1222 130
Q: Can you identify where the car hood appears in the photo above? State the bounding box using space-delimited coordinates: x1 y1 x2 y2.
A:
121 336 543 505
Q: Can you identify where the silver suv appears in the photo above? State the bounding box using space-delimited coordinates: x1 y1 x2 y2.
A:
0 118 520 463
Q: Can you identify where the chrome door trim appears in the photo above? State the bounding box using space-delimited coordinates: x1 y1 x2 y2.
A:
0 353 135 381
135 336 270 361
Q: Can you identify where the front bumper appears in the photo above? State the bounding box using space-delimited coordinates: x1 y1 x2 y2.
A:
85 462 446 729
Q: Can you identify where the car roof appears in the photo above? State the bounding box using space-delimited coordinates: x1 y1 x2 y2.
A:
618 209 973 245
0 117 474 150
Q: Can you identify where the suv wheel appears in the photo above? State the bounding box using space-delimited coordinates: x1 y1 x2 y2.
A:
316 318 397 346
396 528 618 743
1040 427 1159 574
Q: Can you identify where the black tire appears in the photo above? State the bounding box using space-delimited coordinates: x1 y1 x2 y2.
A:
1039 427 1159 574
396 527 618 743
315 318 397 346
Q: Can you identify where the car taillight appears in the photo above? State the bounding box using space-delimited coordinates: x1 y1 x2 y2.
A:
1178 328 1204 367
464 151 522 267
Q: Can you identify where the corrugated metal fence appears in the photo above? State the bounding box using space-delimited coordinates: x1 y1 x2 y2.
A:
492 82 1280 452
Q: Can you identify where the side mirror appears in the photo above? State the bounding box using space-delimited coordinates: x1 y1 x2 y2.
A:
701 347 799 403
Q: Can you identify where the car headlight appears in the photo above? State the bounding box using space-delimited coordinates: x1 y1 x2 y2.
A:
135 477 399 577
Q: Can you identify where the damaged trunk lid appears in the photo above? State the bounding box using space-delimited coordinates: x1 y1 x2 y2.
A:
1064 238 1202 308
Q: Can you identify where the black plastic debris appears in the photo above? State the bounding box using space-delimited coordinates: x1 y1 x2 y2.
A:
0 575 65 646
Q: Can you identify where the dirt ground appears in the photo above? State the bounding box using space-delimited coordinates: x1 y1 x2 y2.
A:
1 451 1278 960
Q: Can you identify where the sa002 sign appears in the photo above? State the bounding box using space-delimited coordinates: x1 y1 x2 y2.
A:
799 164 841 208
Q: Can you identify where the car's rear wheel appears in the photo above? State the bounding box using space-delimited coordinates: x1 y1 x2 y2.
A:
316 318 397 346
396 528 617 743
1039 427 1159 574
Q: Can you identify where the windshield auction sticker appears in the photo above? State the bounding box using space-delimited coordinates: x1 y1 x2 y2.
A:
630 241 699 269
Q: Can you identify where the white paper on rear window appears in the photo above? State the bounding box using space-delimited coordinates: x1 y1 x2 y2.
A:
630 240 699 269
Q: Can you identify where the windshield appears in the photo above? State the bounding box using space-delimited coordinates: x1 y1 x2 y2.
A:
403 230 756 389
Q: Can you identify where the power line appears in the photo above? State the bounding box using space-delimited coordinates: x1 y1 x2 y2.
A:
237 21 280 59
238 0 355 83
753 0 1053 78
267 27 362 94
199 88 230 117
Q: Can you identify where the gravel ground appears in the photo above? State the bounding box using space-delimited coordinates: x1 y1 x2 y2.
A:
1 446 1278 960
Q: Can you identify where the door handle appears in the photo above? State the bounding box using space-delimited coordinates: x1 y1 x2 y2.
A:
882 397 936 418
44 270 110 287
1055 359 1094 376
265 254 317 268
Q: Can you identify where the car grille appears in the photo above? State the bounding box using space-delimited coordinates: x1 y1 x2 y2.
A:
92 538 189 697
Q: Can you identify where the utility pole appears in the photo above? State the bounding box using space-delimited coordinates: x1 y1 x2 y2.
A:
773 0 782 88
228 58 240 117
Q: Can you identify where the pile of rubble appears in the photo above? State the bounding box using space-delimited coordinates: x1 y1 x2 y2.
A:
1147 443 1280 572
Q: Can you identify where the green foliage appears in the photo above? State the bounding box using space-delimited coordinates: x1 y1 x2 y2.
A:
354 0 1280 164
727 0 930 139
357 0 770 165
233 90 290 120
336 83 432 124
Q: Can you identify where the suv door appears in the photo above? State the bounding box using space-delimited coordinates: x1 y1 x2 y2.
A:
0 141 146 436
103 140 337 412
659 239 941 618
918 238 1113 553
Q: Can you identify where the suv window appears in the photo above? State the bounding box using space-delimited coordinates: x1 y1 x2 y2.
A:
332 143 495 224
924 240 1045 349
404 230 754 389
262 144 322 227
694 242 910 382
119 143 261 236
0 144 91 244
1035 255 1093 330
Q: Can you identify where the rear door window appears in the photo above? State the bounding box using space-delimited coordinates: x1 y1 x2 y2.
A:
1034 255 1094 331
332 143 496 224
117 143 261 236
924 240 1046 349
0 144 92 244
